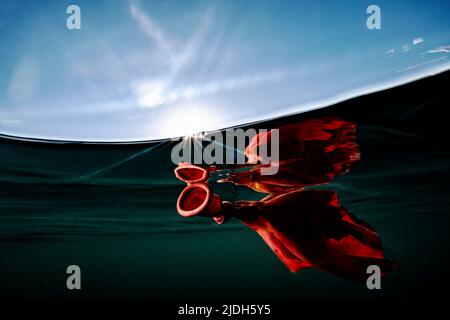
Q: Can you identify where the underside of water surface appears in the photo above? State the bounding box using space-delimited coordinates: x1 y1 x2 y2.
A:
1 71 449 300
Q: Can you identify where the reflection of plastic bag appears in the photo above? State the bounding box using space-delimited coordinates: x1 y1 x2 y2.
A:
174 163 215 184
176 183 395 280
233 118 361 193
222 190 395 280
246 117 360 164
174 117 395 281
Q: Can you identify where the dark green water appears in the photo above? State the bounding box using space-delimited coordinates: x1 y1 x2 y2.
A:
1 72 449 300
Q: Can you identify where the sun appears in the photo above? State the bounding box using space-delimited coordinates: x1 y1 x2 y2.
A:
160 103 219 139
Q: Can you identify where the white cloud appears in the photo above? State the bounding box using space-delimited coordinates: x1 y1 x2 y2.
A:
413 37 424 45
428 45 450 53
8 56 40 102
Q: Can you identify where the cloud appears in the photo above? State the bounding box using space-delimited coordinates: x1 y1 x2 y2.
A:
133 67 306 109
129 2 215 108
129 3 172 54
0 119 23 125
8 56 40 103
413 37 424 45
428 45 450 54
396 56 448 73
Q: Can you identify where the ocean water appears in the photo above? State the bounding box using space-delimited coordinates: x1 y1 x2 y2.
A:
0 71 449 300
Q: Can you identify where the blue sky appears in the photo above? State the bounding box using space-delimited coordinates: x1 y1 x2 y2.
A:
0 0 449 141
